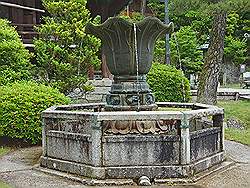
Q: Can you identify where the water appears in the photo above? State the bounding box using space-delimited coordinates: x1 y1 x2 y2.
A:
133 23 140 111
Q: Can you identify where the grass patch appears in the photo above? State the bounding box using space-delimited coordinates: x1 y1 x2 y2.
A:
0 146 10 157
0 181 12 188
225 129 250 145
217 100 250 145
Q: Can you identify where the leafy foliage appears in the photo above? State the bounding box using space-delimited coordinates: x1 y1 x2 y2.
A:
0 19 33 86
147 63 190 102
224 12 248 65
34 0 101 94
148 0 165 21
224 35 247 65
119 12 145 22
154 26 203 75
153 39 166 64
0 147 10 157
149 0 210 36
170 26 203 74
0 81 70 144
150 0 248 70
226 11 240 36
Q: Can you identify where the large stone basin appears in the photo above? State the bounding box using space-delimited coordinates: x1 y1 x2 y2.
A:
40 102 224 182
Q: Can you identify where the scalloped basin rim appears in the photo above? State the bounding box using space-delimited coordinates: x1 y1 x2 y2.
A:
86 16 174 32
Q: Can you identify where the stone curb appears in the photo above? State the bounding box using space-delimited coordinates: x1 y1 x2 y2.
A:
35 167 135 186
154 160 234 185
35 160 234 186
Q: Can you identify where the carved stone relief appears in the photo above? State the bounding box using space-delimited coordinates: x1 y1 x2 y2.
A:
102 119 179 135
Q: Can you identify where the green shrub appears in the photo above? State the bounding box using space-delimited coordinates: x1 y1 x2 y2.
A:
147 63 191 102
34 0 101 94
0 81 70 144
0 19 33 85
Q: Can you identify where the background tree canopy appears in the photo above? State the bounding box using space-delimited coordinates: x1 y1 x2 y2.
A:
148 0 249 70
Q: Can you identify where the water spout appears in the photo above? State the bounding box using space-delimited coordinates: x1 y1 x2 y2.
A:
134 23 140 111
173 32 186 102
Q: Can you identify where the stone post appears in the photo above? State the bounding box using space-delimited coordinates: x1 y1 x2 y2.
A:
180 114 190 165
213 114 224 151
212 114 224 127
42 117 51 157
90 116 105 178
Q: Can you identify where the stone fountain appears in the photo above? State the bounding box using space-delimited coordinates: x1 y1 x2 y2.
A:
40 17 225 185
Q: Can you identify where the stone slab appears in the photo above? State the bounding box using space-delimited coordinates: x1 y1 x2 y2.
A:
86 78 112 87
103 135 180 166
46 131 92 165
37 167 134 186
42 103 224 122
190 128 222 161
40 152 224 180
40 156 106 179
225 140 250 163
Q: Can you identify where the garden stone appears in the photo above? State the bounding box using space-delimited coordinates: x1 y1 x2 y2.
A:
138 176 151 186
226 118 245 130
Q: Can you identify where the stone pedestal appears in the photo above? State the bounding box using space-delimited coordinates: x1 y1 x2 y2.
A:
41 102 225 182
105 75 157 111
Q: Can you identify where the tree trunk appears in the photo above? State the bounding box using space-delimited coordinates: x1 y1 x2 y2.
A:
197 10 227 105
141 0 146 15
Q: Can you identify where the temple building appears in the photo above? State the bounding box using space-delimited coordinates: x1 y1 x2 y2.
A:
0 0 44 46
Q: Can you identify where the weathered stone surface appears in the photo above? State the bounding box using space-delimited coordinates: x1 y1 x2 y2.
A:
41 102 224 180
103 120 179 134
46 119 92 135
46 131 92 164
190 127 222 161
105 165 187 179
40 156 106 179
103 135 180 166
86 78 112 87
192 152 225 175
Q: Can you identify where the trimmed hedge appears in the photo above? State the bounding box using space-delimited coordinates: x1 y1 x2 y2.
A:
0 19 33 85
147 63 191 102
0 81 70 144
